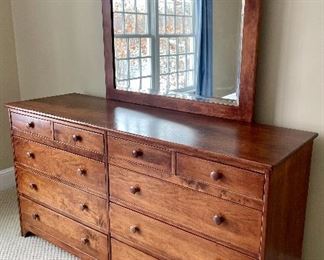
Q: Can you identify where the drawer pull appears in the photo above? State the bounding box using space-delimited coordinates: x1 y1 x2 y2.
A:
81 237 90 245
210 170 223 181
129 225 139 234
80 203 88 211
72 134 82 142
77 168 87 176
132 149 143 158
29 183 38 190
26 122 35 128
32 213 40 221
130 185 141 194
212 215 225 225
26 152 35 159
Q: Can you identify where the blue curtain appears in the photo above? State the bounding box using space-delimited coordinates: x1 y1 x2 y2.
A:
195 0 213 97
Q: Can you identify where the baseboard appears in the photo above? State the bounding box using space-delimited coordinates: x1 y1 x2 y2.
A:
0 167 15 191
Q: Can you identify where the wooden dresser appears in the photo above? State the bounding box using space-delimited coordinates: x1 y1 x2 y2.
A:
7 93 317 260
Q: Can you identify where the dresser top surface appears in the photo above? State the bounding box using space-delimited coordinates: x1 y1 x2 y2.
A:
7 93 317 168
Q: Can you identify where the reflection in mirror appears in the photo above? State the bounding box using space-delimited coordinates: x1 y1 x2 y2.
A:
112 0 244 104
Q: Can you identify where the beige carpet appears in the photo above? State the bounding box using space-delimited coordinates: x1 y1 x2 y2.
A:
0 187 78 260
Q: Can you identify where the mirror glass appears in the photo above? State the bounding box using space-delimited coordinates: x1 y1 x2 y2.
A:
112 0 245 105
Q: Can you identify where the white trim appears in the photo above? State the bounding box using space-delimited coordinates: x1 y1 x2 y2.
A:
0 167 15 191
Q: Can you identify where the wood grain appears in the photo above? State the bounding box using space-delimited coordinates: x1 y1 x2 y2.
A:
111 239 157 260
20 196 109 260
13 137 106 196
109 165 262 256
110 203 254 260
16 167 108 233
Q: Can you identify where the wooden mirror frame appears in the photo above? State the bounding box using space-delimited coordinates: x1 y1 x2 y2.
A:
102 0 261 122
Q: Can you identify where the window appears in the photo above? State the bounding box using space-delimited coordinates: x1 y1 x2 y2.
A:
113 0 195 95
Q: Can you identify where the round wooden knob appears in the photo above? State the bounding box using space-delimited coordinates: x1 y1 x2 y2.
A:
26 152 34 159
77 168 86 176
81 237 90 245
29 183 38 190
32 213 40 221
132 149 143 158
213 215 225 225
129 185 140 194
129 225 139 234
210 171 223 181
26 122 34 128
72 134 81 142
80 203 88 211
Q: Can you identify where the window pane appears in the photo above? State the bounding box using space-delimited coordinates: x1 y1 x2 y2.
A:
114 13 124 34
188 37 194 52
114 38 128 59
178 37 187 53
160 75 168 93
176 17 183 34
169 73 177 90
125 14 136 34
129 78 140 91
158 0 165 14
169 56 177 73
159 15 165 34
187 71 194 86
160 38 169 55
178 55 186 71
116 60 128 80
141 77 152 91
124 0 135 12
160 57 168 74
137 15 148 34
176 0 184 15
166 16 174 34
166 0 175 15
184 0 193 16
141 38 151 57
113 0 123 12
169 38 177 55
129 38 140 58
178 72 186 88
130 59 140 78
141 58 151 76
184 17 192 34
187 54 194 70
136 0 147 13
116 80 129 90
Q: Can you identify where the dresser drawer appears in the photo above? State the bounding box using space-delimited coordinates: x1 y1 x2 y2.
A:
177 153 265 200
13 137 106 196
20 197 109 260
108 135 171 174
54 123 104 154
17 167 108 232
110 165 262 255
11 112 52 139
111 239 156 260
110 203 254 260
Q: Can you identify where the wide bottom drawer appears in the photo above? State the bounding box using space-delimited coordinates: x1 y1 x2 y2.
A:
20 197 109 260
110 203 254 260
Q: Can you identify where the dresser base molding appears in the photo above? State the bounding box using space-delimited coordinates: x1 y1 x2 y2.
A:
7 94 317 259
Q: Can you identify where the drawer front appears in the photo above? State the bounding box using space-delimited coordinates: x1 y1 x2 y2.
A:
20 197 109 259
13 137 106 196
17 167 108 232
177 154 265 200
11 112 52 139
110 165 262 255
111 239 156 260
110 204 254 260
54 123 104 154
108 135 171 174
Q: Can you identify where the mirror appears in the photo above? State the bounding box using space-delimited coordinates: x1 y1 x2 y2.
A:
112 0 245 105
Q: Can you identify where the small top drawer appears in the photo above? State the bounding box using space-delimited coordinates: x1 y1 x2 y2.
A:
108 135 171 174
11 112 52 139
177 154 265 200
54 123 104 154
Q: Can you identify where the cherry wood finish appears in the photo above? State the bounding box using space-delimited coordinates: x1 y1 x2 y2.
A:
20 197 109 260
7 94 317 259
102 0 261 122
109 165 262 256
111 239 156 260
54 123 104 154
16 167 108 232
13 137 106 197
110 203 254 260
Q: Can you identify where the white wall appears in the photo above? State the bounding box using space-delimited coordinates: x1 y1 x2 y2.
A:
8 0 324 258
0 0 20 170
255 1 324 259
11 0 106 100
